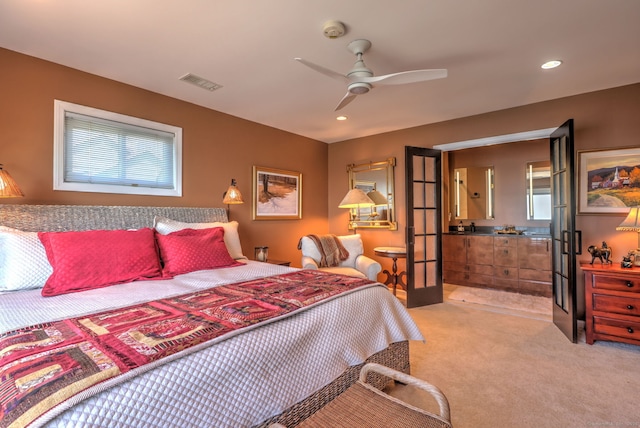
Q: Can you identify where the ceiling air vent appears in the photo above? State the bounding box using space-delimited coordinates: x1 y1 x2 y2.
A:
179 73 223 91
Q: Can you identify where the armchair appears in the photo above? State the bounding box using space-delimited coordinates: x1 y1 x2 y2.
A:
299 234 381 281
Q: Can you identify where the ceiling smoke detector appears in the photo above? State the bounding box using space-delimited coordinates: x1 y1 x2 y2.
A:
322 20 345 39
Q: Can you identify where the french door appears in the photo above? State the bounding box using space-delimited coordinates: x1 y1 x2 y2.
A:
405 146 442 308
550 119 581 342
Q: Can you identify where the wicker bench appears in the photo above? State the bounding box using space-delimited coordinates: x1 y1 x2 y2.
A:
271 363 452 428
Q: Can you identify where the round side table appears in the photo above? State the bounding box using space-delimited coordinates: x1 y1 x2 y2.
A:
374 246 407 296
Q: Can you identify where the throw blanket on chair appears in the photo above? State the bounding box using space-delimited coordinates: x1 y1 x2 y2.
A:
300 234 349 268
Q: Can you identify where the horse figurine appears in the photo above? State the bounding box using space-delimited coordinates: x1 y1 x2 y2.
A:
588 241 612 265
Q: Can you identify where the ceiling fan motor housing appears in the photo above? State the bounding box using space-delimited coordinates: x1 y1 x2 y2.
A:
348 82 371 94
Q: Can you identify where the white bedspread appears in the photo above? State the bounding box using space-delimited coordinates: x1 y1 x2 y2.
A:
0 262 424 428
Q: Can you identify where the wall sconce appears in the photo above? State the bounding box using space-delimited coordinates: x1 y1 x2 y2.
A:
486 168 493 219
0 164 24 198
454 170 461 217
616 206 640 267
222 178 243 219
339 188 374 228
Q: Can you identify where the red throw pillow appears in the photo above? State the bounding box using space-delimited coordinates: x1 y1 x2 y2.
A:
156 227 241 276
38 228 163 296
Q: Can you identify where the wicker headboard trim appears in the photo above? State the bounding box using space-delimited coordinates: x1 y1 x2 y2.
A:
0 205 228 232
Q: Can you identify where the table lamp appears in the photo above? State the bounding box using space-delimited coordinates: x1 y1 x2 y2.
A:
616 206 640 267
366 189 388 220
338 188 374 227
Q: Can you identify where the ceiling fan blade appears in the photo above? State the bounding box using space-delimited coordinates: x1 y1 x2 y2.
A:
335 92 357 111
362 69 448 86
294 58 348 83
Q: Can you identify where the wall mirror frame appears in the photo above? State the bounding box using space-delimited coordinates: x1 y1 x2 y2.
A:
526 160 552 220
452 166 495 220
346 157 397 230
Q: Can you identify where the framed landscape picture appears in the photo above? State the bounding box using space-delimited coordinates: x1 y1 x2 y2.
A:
252 166 302 220
578 147 640 214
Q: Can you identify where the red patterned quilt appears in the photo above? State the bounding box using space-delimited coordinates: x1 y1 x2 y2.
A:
0 270 375 428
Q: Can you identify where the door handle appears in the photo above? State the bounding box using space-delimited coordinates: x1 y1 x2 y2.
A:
575 230 582 255
562 230 569 255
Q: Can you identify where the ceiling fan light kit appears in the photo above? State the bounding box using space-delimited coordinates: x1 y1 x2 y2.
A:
295 38 448 110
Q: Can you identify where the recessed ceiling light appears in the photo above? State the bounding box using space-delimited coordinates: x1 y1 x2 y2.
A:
336 115 348 121
541 60 562 70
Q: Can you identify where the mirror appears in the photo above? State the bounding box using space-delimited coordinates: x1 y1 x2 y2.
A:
526 160 551 220
346 158 397 230
452 166 494 220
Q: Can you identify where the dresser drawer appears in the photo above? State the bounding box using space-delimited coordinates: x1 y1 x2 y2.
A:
494 236 517 247
592 274 640 293
493 247 518 267
593 294 640 316
593 315 640 342
494 266 518 280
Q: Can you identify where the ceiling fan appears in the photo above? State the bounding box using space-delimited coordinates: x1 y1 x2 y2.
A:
295 39 447 111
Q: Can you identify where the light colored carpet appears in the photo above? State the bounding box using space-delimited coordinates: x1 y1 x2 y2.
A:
386 285 640 428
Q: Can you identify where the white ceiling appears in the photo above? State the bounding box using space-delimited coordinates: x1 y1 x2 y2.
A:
1 0 639 143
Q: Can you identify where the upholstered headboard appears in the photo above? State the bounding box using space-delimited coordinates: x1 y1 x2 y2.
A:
0 205 228 232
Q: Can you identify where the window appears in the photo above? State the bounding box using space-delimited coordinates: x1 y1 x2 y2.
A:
53 100 182 196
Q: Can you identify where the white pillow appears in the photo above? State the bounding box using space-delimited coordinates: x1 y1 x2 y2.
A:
0 226 53 291
153 216 246 260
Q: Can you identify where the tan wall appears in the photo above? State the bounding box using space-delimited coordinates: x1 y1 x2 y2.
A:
329 83 640 301
447 138 549 228
3 45 640 300
0 48 329 266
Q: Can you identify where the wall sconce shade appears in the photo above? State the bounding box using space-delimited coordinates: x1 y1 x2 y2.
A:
222 179 244 204
222 178 243 220
0 165 24 198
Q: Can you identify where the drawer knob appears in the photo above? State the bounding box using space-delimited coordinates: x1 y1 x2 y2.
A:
626 281 634 288
628 327 635 334
627 305 635 310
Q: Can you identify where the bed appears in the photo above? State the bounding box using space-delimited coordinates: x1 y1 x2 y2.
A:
0 205 423 428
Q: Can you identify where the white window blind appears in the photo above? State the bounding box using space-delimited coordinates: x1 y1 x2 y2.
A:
54 100 182 196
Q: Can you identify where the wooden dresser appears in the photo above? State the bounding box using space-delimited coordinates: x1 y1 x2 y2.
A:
581 262 640 346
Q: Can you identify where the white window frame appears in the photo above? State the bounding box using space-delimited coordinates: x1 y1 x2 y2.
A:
53 100 182 197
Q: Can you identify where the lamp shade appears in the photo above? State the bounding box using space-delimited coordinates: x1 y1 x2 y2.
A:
616 207 640 231
222 178 244 204
0 165 24 198
366 190 388 206
338 188 375 208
